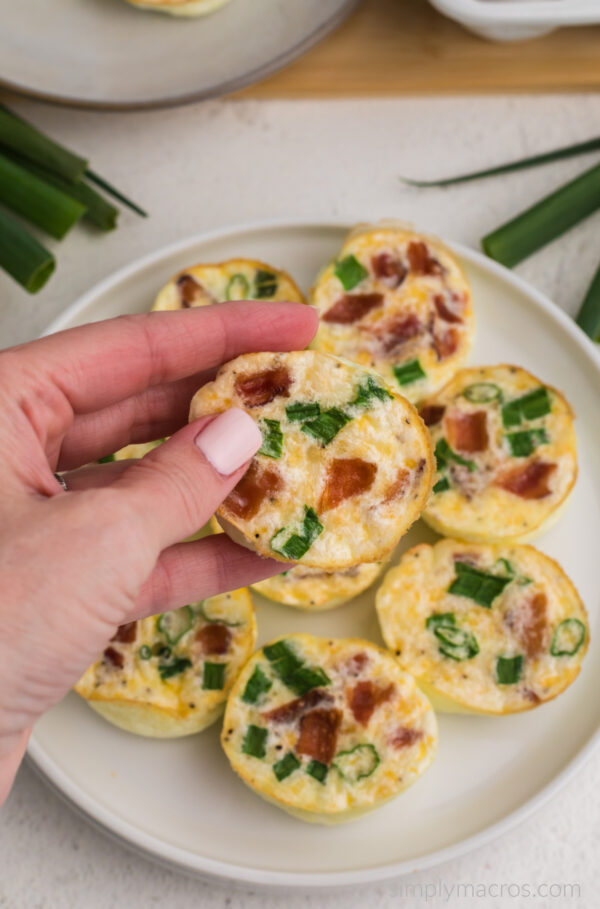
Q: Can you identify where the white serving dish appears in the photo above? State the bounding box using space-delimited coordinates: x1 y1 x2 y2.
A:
429 0 600 41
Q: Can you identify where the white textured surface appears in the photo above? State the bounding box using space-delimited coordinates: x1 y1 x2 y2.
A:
0 94 599 907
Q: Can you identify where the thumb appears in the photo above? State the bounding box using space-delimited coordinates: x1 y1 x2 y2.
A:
115 409 262 550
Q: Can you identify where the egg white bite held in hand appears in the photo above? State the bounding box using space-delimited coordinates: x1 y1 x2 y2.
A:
421 365 577 543
152 258 305 311
75 591 256 738
190 350 434 569
310 223 474 404
125 0 232 18
221 634 437 824
376 539 588 716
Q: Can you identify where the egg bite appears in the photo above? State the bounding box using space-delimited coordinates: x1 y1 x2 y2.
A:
221 634 437 823
152 258 305 311
253 563 386 611
310 223 474 405
125 0 232 18
377 539 588 715
190 350 434 569
75 590 256 737
421 365 577 543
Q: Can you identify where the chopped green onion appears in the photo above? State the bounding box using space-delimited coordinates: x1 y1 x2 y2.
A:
0 152 86 239
433 476 450 494
301 407 351 445
399 136 600 188
550 619 586 656
258 419 283 459
334 254 368 291
202 661 227 690
254 269 278 298
434 438 476 473
156 605 194 645
263 639 331 695
494 558 514 576
425 612 456 631
138 644 152 660
153 643 171 658
286 401 321 421
448 561 511 608
352 375 393 407
505 428 548 458
273 752 300 782
463 382 502 404
241 665 272 704
85 169 147 218
496 655 523 685
196 602 241 627
271 506 324 560
0 207 54 293
434 625 479 661
501 387 551 427
98 453 116 463
158 656 192 681
334 744 380 782
393 359 426 387
306 760 328 784
575 262 600 341
482 162 600 268
263 640 299 664
226 273 250 301
285 666 331 697
0 103 88 182
242 724 268 759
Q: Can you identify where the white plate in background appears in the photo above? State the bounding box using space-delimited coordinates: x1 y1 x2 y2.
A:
28 221 600 888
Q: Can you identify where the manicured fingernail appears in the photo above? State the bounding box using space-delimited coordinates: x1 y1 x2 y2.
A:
195 408 262 476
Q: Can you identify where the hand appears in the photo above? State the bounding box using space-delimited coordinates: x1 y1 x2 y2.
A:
0 301 317 803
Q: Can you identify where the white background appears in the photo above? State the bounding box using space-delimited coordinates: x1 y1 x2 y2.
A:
1 94 599 908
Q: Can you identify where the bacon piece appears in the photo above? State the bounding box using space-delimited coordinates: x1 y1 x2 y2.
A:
110 622 137 644
497 460 556 500
372 313 422 356
322 293 384 324
371 252 407 288
343 651 370 677
383 466 410 504
407 241 444 277
296 708 342 764
524 688 541 705
505 592 548 659
390 726 423 749
319 458 377 512
348 680 394 726
103 646 124 669
176 274 214 308
434 294 463 324
446 410 488 453
419 404 445 426
195 623 231 656
234 365 291 407
224 462 282 520
263 688 333 724
433 327 460 360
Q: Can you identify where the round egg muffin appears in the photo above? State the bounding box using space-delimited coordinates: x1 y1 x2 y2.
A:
152 258 305 311
376 539 588 715
221 634 438 823
125 0 232 18
421 365 577 543
75 590 256 737
310 223 474 404
190 350 434 569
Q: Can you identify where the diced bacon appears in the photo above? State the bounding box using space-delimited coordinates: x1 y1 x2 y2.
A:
419 404 445 426
445 410 488 453
434 294 463 324
110 622 137 644
263 688 333 724
524 688 541 705
348 680 394 726
322 293 384 324
343 652 370 677
371 252 407 288
432 327 460 360
103 646 124 669
407 241 444 277
234 365 291 407
195 623 231 656
390 726 423 749
296 708 342 764
224 462 282 520
497 460 556 500
371 313 422 356
505 592 548 659
383 467 410 504
176 274 215 308
319 458 377 512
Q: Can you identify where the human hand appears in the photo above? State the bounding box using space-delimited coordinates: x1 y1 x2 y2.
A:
0 301 317 803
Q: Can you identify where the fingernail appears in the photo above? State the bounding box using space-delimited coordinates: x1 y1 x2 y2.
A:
195 408 262 476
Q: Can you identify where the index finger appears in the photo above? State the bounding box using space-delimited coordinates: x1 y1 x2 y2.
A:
16 301 317 415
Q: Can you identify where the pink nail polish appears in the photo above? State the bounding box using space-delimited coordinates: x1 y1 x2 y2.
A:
195 408 262 476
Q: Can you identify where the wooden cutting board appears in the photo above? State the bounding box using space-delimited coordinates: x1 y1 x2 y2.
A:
234 0 600 98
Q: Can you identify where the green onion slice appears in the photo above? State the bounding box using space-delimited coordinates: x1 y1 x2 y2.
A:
158 656 192 681
463 382 502 404
496 655 523 685
202 661 227 690
494 558 514 576
138 644 152 660
286 401 321 421
432 476 450 494
301 407 351 445
434 438 476 473
306 760 328 784
0 103 88 182
225 273 250 301
550 619 586 657
505 428 549 458
262 639 331 696
434 625 479 661
242 724 268 759
0 152 86 240
85 169 147 218
575 262 600 341
258 419 283 459
393 359 426 387
97 454 116 463
241 665 273 704
334 254 368 291
156 605 194 645
425 612 456 631
334 744 380 782
254 269 278 298
448 561 512 608
352 375 393 407
501 387 551 428
271 506 324 561
0 206 55 293
273 752 300 782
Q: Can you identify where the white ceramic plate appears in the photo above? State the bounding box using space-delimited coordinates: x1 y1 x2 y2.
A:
29 221 600 888
0 0 359 110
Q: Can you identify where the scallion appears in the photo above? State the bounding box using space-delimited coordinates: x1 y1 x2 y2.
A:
496 655 523 685
273 752 300 782
306 760 328 784
242 724 268 759
0 152 86 240
0 207 54 293
575 262 600 341
448 561 511 608
0 103 87 182
241 665 272 704
202 661 226 690
301 407 351 446
505 428 548 458
334 254 368 291
271 506 323 561
393 359 426 387
258 419 283 459
434 438 476 473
